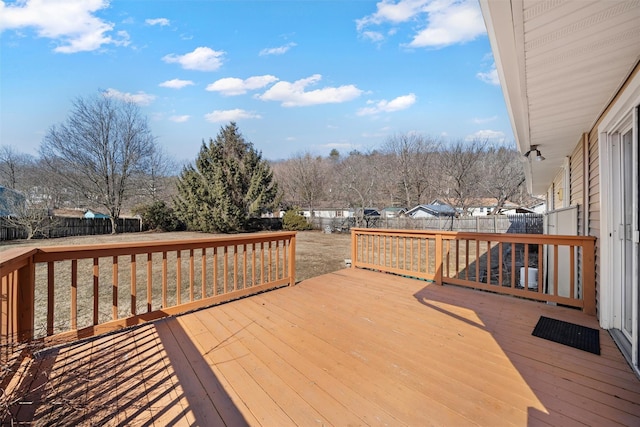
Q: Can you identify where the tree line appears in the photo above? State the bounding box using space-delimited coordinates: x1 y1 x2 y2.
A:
0 92 534 237
273 134 534 221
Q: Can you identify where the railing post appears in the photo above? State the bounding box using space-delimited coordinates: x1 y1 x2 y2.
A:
434 233 443 285
288 233 296 286
582 238 596 315
17 259 35 342
350 229 357 268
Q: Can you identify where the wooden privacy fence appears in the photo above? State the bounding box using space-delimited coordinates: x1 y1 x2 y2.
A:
0 232 296 364
0 217 142 241
312 213 544 234
351 228 595 315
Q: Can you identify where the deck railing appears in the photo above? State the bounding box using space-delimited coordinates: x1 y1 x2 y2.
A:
351 228 595 315
0 232 296 359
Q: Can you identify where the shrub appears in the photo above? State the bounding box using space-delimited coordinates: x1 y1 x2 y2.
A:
134 201 184 232
282 209 312 231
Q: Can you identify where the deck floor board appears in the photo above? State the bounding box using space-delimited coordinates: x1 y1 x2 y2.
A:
6 268 640 426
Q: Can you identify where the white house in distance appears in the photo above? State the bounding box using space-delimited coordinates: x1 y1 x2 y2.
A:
297 208 352 219
480 0 640 374
405 200 456 218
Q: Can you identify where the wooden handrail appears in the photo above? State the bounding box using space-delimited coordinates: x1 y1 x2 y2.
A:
0 231 297 351
351 228 596 315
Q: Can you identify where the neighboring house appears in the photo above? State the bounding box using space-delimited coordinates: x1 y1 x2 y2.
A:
406 200 456 218
0 186 25 216
466 198 519 216
299 208 353 219
380 207 406 219
84 209 109 219
480 0 640 374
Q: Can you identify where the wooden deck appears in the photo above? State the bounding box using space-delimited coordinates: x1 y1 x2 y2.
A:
6 268 640 426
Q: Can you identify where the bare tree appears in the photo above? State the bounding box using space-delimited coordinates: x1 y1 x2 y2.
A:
335 151 378 227
40 93 156 233
0 146 35 190
438 139 488 216
382 133 440 207
481 146 526 214
273 152 328 215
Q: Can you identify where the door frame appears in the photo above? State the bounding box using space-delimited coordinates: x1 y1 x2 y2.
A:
599 71 640 371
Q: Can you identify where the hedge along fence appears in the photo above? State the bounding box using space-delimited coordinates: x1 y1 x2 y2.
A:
0 217 142 241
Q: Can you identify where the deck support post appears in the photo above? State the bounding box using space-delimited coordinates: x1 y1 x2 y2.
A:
434 233 443 286
288 233 296 286
17 259 35 342
582 238 596 315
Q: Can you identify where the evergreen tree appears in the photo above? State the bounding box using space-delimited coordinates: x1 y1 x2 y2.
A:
174 122 278 233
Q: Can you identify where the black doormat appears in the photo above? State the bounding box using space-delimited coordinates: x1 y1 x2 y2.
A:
532 316 600 355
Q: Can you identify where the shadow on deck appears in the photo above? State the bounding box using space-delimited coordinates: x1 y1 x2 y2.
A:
4 268 640 426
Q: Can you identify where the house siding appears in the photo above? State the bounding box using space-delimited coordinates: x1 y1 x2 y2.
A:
570 141 584 234
587 127 601 318
552 168 564 210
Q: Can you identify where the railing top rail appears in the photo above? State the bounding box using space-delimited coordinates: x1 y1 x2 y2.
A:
350 228 596 244
30 231 296 263
0 247 38 275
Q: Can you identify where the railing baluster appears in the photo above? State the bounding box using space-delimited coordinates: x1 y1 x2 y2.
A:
570 245 575 299
147 253 152 312
71 260 77 330
112 256 118 320
48 261 55 335
486 240 491 284
538 244 544 294
252 243 257 286
243 244 248 289
553 245 559 296
475 240 480 283
201 248 207 299
92 258 99 326
213 246 218 296
189 249 195 301
176 251 181 306
162 252 168 308
234 245 239 291
510 243 516 288
223 246 229 293
131 254 137 316
261 242 265 284
498 242 503 286
275 241 279 281
268 242 273 282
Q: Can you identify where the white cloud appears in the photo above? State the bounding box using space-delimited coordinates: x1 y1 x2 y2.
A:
466 129 506 143
204 109 261 123
408 1 485 48
0 0 129 53
259 42 297 56
169 115 190 123
361 31 385 43
357 93 416 116
102 88 156 106
477 63 500 85
163 47 225 71
257 74 362 107
159 79 194 89
145 18 170 26
356 0 428 30
206 75 278 96
357 0 486 49
472 115 498 124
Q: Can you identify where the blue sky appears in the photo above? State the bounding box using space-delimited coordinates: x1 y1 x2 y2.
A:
0 0 513 164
